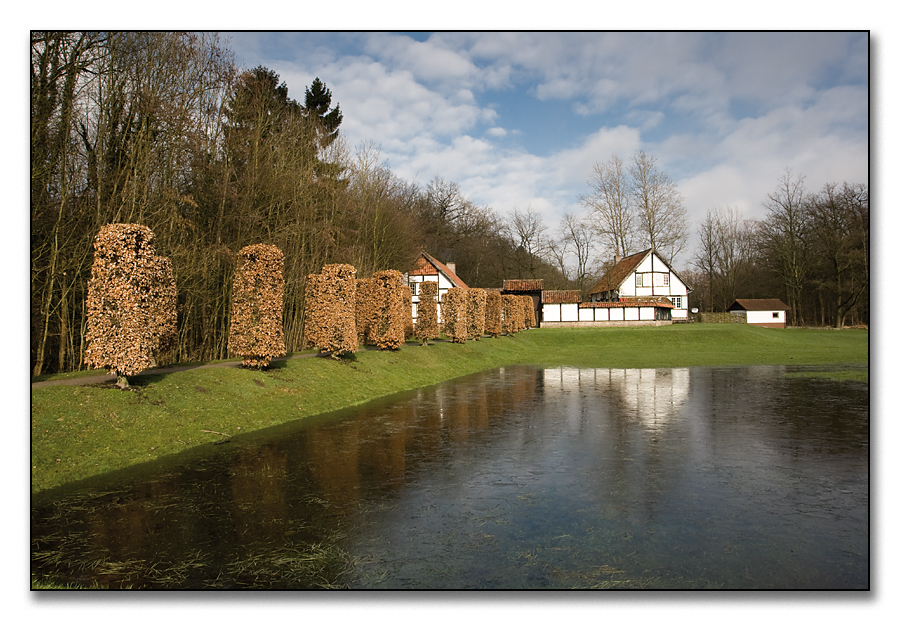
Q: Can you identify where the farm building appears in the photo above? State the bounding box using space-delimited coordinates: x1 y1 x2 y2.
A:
541 290 676 327
589 249 692 321
404 252 469 323
502 280 543 327
727 299 790 328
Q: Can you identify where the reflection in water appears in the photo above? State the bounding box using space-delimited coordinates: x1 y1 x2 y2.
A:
32 366 868 589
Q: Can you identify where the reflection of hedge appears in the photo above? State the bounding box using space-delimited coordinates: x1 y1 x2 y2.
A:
305 263 358 357
228 244 286 369
501 295 525 335
84 224 177 384
521 296 536 329
415 280 440 344
484 290 502 337
441 287 469 343
467 288 487 341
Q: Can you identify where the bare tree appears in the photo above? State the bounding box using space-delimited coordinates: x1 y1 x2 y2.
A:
556 212 597 296
580 154 634 257
757 170 812 325
692 206 752 311
506 205 549 278
629 150 690 263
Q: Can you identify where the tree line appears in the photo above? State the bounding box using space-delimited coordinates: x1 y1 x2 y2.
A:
30 31 568 376
31 32 867 376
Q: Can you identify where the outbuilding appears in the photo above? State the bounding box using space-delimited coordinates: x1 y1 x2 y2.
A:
727 299 790 328
404 252 469 323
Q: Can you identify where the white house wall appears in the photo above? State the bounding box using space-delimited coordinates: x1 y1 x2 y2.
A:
746 309 786 325
560 303 579 322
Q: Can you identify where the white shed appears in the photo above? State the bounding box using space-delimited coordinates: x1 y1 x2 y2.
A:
727 299 790 328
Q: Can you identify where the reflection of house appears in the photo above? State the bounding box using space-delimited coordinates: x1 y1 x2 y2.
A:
727 299 790 328
589 249 692 321
542 367 690 428
403 252 468 323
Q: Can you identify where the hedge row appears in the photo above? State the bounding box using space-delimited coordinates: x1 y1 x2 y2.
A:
696 312 745 324
414 280 440 344
84 224 177 385
228 244 286 369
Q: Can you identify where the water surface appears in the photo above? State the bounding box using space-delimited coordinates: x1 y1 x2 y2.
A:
32 365 868 589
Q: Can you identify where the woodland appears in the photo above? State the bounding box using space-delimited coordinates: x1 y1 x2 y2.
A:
31 32 868 377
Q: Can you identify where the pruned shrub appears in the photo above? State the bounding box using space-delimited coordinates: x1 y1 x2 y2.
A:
484 290 502 337
501 294 525 335
415 280 440 345
306 263 358 358
521 295 536 329
467 288 487 341
228 244 286 369
370 269 406 350
441 287 469 343
84 224 177 387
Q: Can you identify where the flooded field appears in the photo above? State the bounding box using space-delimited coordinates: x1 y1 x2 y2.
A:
31 365 869 589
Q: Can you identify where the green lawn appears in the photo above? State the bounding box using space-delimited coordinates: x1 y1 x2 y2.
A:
31 324 868 493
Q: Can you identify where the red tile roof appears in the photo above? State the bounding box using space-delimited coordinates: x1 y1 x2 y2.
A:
588 249 652 295
541 290 582 304
503 279 543 292
580 297 675 309
411 252 469 289
727 298 790 312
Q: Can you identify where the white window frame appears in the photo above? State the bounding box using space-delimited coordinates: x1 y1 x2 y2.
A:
670 296 682 308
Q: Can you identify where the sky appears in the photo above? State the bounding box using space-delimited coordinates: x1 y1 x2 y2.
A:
224 31 869 269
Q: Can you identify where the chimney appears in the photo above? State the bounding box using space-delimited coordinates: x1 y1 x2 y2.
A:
614 253 622 265
446 262 456 274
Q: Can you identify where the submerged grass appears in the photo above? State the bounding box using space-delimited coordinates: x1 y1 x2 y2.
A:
32 324 868 493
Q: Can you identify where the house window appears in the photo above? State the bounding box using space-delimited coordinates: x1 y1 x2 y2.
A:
662 273 669 286
670 297 681 308
410 282 418 296
636 273 647 287
772 312 780 319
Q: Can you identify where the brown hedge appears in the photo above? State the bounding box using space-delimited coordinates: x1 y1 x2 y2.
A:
84 224 177 381
370 269 406 350
303 273 324 350
441 287 469 343
355 278 378 345
414 280 440 344
501 294 525 335
305 263 358 357
484 290 502 337
228 244 286 369
466 288 487 341
521 295 537 329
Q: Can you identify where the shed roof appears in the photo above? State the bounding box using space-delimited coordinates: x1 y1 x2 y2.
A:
727 298 790 312
542 290 582 304
503 279 543 292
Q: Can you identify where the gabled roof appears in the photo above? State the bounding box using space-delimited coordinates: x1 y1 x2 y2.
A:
588 249 652 295
410 252 469 289
728 299 790 312
589 248 693 295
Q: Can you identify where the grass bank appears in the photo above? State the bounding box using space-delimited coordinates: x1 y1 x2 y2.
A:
31 324 868 493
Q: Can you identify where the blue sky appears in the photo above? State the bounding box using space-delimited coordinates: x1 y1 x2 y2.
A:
225 31 868 267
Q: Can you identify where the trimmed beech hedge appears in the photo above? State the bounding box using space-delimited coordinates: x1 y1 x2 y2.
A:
441 287 469 343
84 224 177 384
228 244 286 369
484 290 502 337
415 280 440 344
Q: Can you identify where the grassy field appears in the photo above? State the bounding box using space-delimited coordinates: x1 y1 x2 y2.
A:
31 324 868 493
